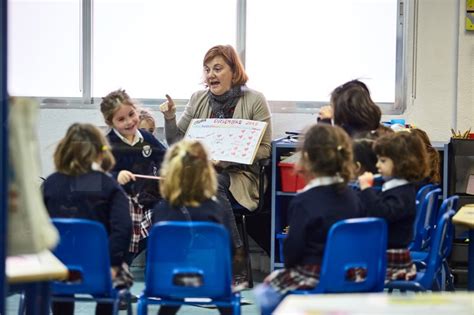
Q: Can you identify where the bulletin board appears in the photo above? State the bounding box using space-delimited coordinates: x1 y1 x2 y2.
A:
184 119 267 165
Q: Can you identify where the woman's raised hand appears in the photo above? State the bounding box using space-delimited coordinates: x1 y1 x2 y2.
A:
159 94 176 120
318 105 333 120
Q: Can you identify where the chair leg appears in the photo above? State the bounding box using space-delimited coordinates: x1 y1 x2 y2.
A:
137 300 147 315
443 260 455 291
241 215 254 288
17 292 25 315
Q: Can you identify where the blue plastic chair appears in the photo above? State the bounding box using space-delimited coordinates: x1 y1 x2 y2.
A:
411 195 459 290
49 218 132 314
412 184 436 235
137 221 241 314
410 188 442 251
291 217 387 294
385 209 456 292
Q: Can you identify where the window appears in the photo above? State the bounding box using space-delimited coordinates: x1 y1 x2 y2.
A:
92 0 236 99
8 0 81 97
246 0 398 104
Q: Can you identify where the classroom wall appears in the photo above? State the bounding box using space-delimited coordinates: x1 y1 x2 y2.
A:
37 0 474 177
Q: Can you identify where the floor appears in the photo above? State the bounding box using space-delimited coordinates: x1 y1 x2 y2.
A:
6 233 272 315
6 265 265 315
6 265 472 315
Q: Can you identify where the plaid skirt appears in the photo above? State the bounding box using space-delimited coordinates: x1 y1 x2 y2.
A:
386 248 417 281
264 264 321 294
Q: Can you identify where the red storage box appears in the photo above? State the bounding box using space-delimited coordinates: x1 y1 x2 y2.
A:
278 161 307 192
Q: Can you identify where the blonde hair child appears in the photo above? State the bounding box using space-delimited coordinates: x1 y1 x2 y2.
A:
159 139 217 207
152 139 233 315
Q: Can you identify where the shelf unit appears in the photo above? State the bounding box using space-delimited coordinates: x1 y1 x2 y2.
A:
270 138 299 271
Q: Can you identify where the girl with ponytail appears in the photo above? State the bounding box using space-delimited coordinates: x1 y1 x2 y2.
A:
152 139 233 315
254 124 362 315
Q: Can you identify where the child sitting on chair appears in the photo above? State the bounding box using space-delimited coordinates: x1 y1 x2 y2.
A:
358 131 428 281
100 89 167 266
254 124 362 315
152 139 233 315
43 123 132 315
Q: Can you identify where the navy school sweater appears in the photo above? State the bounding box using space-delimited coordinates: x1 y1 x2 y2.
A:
283 184 362 268
107 129 166 208
43 171 132 266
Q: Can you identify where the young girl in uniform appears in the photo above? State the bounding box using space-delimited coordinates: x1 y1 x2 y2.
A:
358 131 428 281
43 123 132 315
152 139 232 315
254 124 362 315
139 108 157 135
100 89 167 265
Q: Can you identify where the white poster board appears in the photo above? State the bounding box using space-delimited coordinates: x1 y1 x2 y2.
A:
184 119 267 165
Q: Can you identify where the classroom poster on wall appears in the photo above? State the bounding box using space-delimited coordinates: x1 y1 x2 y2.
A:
184 119 267 165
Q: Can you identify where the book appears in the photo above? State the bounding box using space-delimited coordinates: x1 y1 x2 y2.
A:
184 118 267 165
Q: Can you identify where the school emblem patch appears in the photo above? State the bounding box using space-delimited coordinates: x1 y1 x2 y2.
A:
142 145 152 157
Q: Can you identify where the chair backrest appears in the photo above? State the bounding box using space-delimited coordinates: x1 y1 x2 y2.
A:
415 184 436 208
419 209 455 289
413 184 436 233
315 217 387 293
51 218 113 295
144 221 233 299
435 195 459 258
412 188 442 250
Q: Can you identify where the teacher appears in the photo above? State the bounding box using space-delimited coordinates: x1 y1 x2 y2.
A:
160 44 272 283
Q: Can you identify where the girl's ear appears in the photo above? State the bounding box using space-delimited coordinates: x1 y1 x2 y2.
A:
354 161 362 174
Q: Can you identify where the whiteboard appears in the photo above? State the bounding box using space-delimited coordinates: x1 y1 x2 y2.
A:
184 119 267 165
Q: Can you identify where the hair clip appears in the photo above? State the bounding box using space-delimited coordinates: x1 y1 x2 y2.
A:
337 145 342 151
102 145 109 151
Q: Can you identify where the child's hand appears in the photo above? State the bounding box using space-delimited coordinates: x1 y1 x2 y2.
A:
358 172 374 190
159 94 176 120
318 105 333 120
117 170 136 185
110 266 119 279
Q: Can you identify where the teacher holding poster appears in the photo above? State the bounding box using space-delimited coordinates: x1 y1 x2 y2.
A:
160 44 272 286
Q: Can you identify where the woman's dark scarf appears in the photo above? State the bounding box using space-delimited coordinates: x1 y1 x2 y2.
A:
208 85 244 118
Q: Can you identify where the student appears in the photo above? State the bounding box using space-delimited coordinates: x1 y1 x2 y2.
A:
43 123 132 315
159 44 272 284
139 108 156 134
318 79 381 137
100 89 167 265
352 138 378 176
410 127 441 189
358 131 428 281
254 124 362 315
152 139 232 315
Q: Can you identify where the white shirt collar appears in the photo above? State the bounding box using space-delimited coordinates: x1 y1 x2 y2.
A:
382 178 409 192
113 128 143 146
299 175 344 193
91 162 104 172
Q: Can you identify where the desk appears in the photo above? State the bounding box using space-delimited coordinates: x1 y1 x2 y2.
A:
274 293 474 315
7 250 68 315
453 204 474 291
